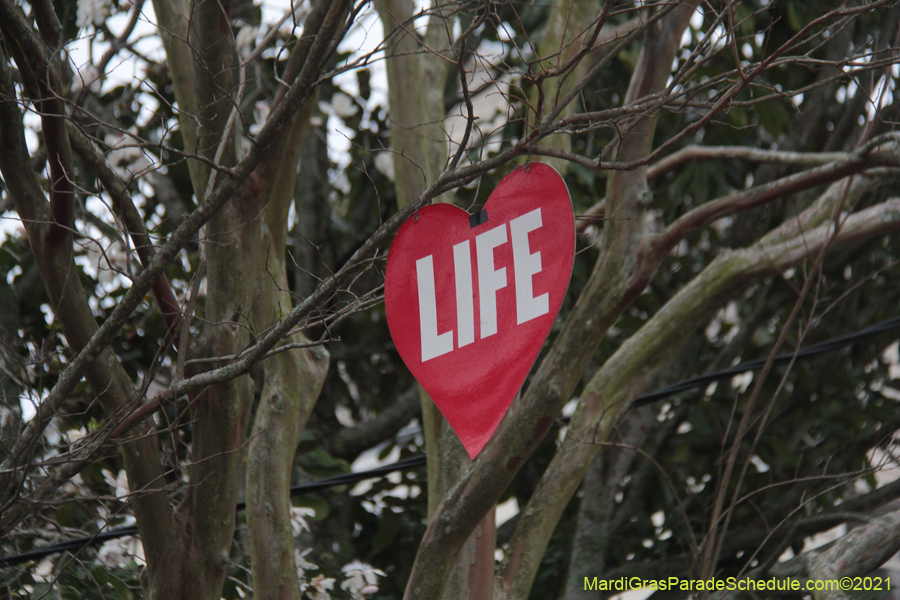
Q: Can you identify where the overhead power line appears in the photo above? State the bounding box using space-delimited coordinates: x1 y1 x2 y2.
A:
631 315 900 406
0 456 428 568
2 315 899 569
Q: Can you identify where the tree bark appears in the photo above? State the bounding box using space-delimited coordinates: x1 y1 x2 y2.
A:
492 4 698 597
562 404 658 600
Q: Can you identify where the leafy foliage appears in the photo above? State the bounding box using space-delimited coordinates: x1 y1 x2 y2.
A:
1 0 899 598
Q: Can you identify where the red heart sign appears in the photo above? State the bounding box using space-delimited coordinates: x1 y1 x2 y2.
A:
385 163 575 458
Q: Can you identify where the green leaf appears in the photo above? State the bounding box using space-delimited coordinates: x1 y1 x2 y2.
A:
729 106 750 129
371 510 402 554
298 450 351 478
787 2 806 31
757 98 792 138
110 576 135 600
735 3 756 36
294 496 331 521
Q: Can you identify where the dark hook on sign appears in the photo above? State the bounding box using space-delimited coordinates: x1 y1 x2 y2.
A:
469 209 489 228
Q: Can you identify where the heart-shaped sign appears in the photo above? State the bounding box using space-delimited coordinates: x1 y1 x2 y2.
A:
385 163 575 458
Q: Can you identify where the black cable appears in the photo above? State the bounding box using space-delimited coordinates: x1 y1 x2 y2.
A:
3 315 899 569
0 526 140 569
631 315 900 407
0 455 427 568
